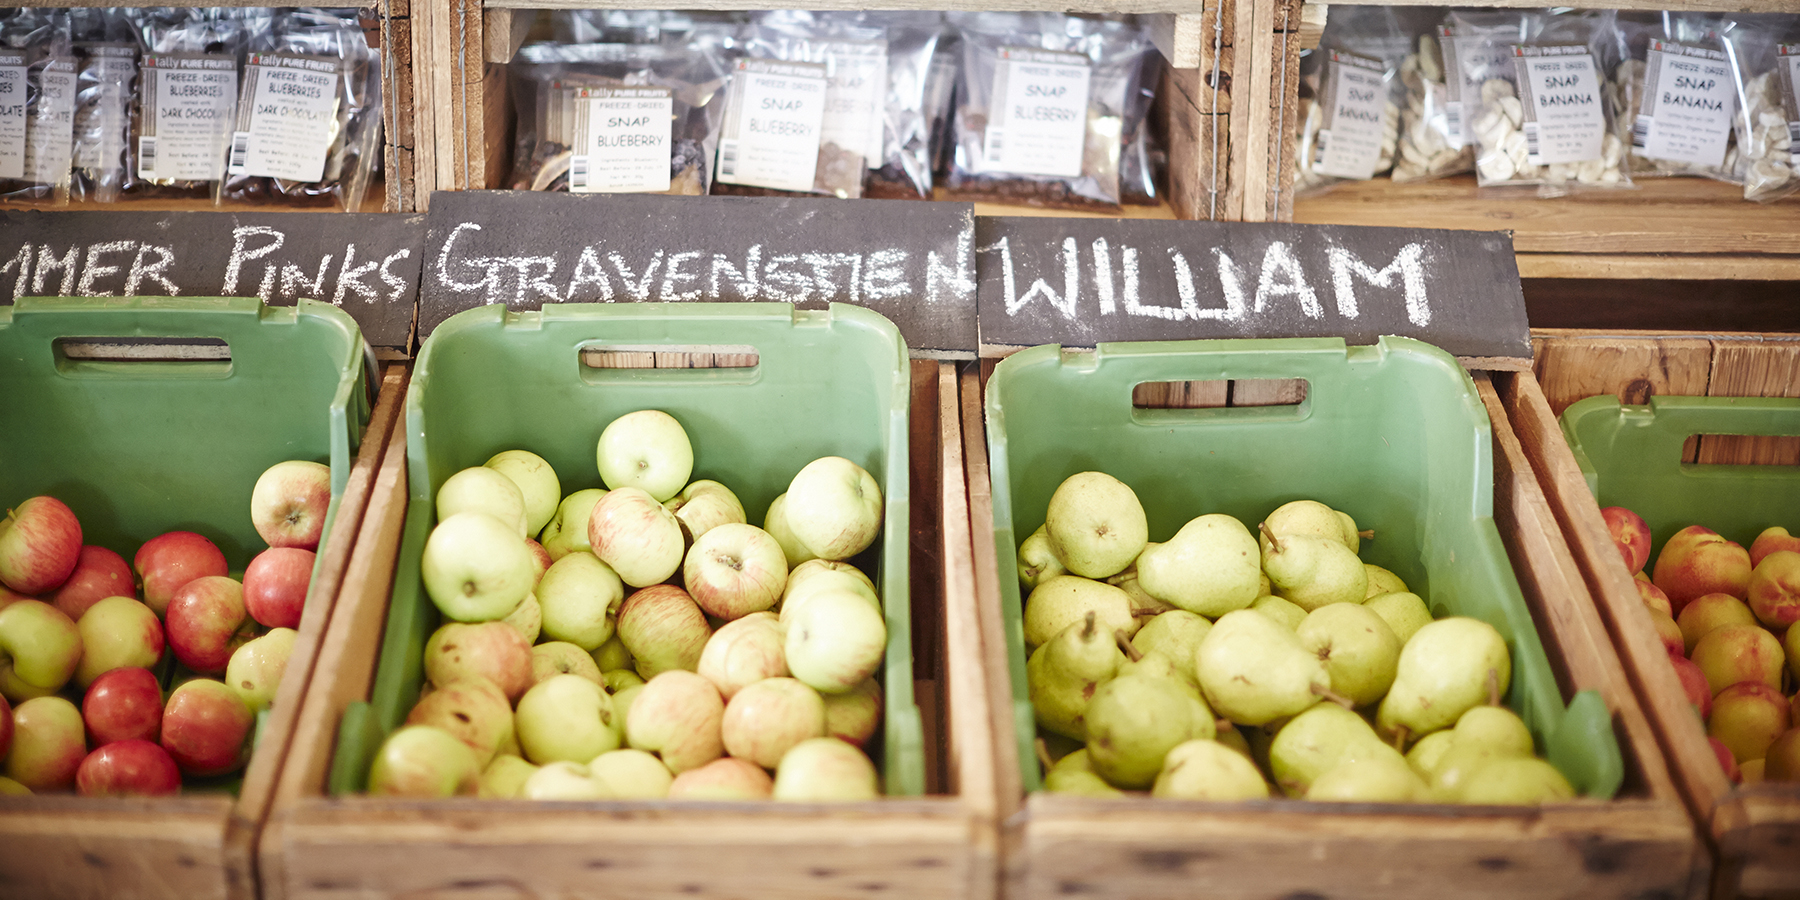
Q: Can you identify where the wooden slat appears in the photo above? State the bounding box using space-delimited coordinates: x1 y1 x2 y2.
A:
1374 0 1791 10
1516 254 1800 281
1529 333 1714 419
911 359 946 795
1700 340 1800 466
1145 13 1206 70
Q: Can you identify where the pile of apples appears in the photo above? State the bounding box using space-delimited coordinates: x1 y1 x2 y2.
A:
0 460 330 796
1023 471 1577 804
1603 508 1800 783
368 410 890 801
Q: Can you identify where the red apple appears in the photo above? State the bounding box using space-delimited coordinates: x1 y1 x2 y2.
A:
404 677 514 766
0 598 83 702
160 678 254 777
423 621 534 702
83 667 164 745
1634 580 1673 617
1708 736 1743 784
1747 550 1800 631
1652 525 1753 613
684 523 788 620
615 584 712 679
243 547 315 630
1750 526 1800 568
0 497 82 595
50 546 135 621
0 585 30 613
75 595 164 686
6 695 86 791
524 539 552 585
135 531 229 617
165 576 252 675
251 459 333 550
1601 506 1652 574
1668 654 1712 720
76 739 182 797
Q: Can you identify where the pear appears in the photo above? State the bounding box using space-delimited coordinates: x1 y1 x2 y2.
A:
1023 575 1137 650
1042 748 1126 797
1404 729 1457 778
1260 525 1368 612
1261 500 1362 554
1017 525 1067 590
1451 705 1534 757
1044 472 1149 579
1039 730 1082 764
1457 757 1575 805
1297 603 1401 707
1132 610 1212 669
1306 754 1430 802
1085 673 1213 790
1215 722 1254 760
1364 564 1409 598
1137 515 1261 617
1108 559 1176 615
1027 612 1125 741
1377 617 1511 744
1268 701 1405 796
1250 595 1306 631
1363 591 1432 645
1196 609 1331 726
1116 642 1202 696
1153 739 1270 800
1427 742 1512 801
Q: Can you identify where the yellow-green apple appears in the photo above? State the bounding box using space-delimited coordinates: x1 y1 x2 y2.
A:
530 641 603 686
786 589 886 695
0 599 82 701
1692 624 1785 695
1016 524 1066 590
421 511 537 622
424 621 534 702
664 480 747 543
1668 654 1713 719
668 756 773 799
1045 472 1148 579
82 667 162 745
76 595 163 686
6 695 85 791
588 487 685 588
1751 526 1800 567
587 748 674 799
437 466 529 538
763 493 818 569
538 489 606 562
1601 506 1653 574
134 531 228 616
1647 610 1685 658
522 760 605 799
612 683 646 739
405 676 513 766
1765 728 1800 782
514 673 619 764
478 754 537 798
502 593 541 644
1679 593 1758 655
626 670 725 773
243 547 315 630
226 627 297 713
720 676 826 768
779 560 878 625
524 540 551 585
1635 580 1673 617
0 496 82 595
591 634 631 673
76 739 181 797
603 669 644 694
1747 550 1800 630
1709 736 1742 783
783 457 883 562
596 410 693 503
1653 526 1752 612
165 576 252 675
50 546 134 621
615 585 711 679
250 460 332 550
685 523 787 620
160 678 253 776
485 449 562 537
696 611 787 699
772 737 878 801
822 677 881 747
1709 681 1791 762
536 552 624 650
367 725 480 797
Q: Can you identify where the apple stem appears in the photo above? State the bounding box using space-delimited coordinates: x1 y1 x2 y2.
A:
1035 737 1056 773
1358 529 1375 540
1392 724 1410 751
1258 521 1283 553
1487 668 1500 707
1310 683 1355 709
1114 630 1143 662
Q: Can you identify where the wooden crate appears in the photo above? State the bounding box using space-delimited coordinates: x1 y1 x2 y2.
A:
0 367 410 900
959 358 1705 900
256 359 1005 900
1503 330 1800 899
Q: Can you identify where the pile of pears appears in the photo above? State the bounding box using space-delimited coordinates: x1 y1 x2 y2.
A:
1021 471 1576 805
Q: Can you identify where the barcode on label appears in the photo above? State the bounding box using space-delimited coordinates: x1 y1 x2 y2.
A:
569 155 588 190
227 131 250 174
985 128 1005 165
138 136 156 177
1632 115 1652 150
1523 122 1541 165
718 140 738 178
1789 120 1800 146
1312 130 1329 166
1444 102 1464 146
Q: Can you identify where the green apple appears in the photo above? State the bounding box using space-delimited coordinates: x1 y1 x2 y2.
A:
664 480 746 542
5 695 85 791
502 592 541 644
226 627 298 712
823 677 882 747
75 595 163 686
421 512 537 622
478 753 538 798
0 599 82 702
539 489 606 561
696 611 788 699
485 449 562 537
785 589 886 694
522 760 605 800
763 493 818 570
588 748 674 799
368 725 481 797
784 457 883 562
531 641 604 686
772 737 878 801
537 553 624 650
720 676 827 768
668 756 773 799
596 409 694 502
780 560 879 625
437 466 529 538
514 673 619 764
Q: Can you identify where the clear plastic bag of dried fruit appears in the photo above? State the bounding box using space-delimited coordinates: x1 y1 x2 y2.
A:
1609 11 1739 182
216 7 381 211
1293 6 1407 198
1404 9 1545 186
1718 13 1800 203
67 7 136 203
0 9 76 207
944 11 1155 212
1475 9 1632 197
124 7 262 200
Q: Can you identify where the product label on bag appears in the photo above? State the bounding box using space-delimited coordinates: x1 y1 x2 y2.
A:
982 46 1090 178
0 52 28 179
1633 40 1734 167
1440 27 1513 149
74 45 135 173
25 57 76 185
821 40 887 167
138 54 237 182
1780 44 1800 168
1314 52 1388 179
715 58 827 192
1513 44 1605 165
227 53 340 183
570 85 672 194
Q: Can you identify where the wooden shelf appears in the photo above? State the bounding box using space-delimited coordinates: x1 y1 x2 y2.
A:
1293 175 1800 280
1372 0 1793 10
9 180 391 214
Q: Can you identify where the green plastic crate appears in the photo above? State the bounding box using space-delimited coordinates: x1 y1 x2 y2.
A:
1561 394 1800 563
985 335 1622 799
326 302 924 797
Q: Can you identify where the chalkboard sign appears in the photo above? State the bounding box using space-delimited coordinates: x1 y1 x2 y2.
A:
420 191 977 358
0 210 424 353
975 218 1529 360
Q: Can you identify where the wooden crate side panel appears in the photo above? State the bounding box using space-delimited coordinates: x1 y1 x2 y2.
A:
1528 334 1714 419
1715 791 1800 898
1160 69 1228 222
1700 340 1800 466
0 799 235 900
379 0 416 212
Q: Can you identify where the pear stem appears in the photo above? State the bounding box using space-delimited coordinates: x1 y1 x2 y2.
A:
1035 738 1056 774
1258 521 1283 553
1131 607 1164 618
1358 529 1375 540
1114 630 1144 662
1487 668 1500 707
1392 724 1410 751
1079 610 1098 641
1310 683 1355 709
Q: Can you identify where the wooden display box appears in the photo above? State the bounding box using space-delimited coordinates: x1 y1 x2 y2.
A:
1502 331 1800 899
256 359 1004 900
959 357 1704 900
0 367 409 900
